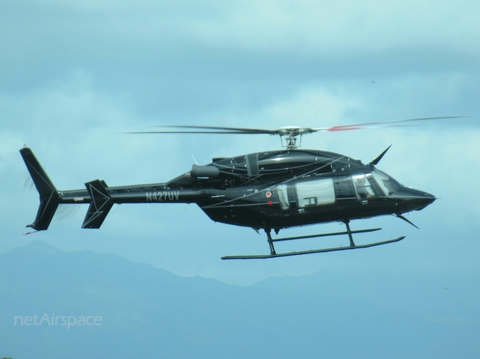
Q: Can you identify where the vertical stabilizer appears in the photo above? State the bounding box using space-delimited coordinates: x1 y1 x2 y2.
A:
82 180 113 229
20 147 60 230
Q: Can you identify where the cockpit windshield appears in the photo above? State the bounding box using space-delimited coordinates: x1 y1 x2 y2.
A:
371 169 402 196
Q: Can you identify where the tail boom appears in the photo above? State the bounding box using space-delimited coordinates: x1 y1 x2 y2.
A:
20 147 205 230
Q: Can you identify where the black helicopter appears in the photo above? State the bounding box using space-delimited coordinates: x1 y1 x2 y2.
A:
20 117 447 259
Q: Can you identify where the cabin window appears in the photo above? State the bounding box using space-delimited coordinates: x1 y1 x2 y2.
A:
334 176 356 199
276 184 290 210
295 178 335 208
352 174 377 199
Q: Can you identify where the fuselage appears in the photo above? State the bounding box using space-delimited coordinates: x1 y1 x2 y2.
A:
58 148 435 231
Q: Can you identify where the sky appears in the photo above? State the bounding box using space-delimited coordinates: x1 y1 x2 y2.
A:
1 0 480 289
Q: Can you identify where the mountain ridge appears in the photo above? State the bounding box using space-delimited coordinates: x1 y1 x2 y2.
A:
0 241 478 358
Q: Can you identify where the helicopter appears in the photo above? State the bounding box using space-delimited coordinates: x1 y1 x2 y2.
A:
20 117 451 259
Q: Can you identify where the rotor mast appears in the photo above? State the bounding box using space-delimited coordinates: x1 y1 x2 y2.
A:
279 127 304 150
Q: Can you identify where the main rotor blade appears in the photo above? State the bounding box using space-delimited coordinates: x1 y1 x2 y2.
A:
126 116 465 137
127 130 270 135
314 116 465 132
128 125 277 135
129 125 320 136
156 125 278 134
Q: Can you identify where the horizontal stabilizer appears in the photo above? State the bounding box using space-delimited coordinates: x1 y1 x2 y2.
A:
20 147 60 230
82 180 113 229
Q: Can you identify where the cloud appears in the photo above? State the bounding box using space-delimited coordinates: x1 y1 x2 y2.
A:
1 0 480 287
186 0 480 56
263 87 361 127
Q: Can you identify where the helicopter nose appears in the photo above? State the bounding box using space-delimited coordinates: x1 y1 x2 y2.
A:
389 186 436 214
400 188 436 211
415 191 436 210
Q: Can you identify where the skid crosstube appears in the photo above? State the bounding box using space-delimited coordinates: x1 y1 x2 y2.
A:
270 227 382 242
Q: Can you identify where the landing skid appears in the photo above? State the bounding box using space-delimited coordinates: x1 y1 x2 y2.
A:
221 222 405 260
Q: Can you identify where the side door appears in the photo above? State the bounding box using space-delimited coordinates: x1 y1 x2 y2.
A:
294 178 336 209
